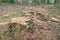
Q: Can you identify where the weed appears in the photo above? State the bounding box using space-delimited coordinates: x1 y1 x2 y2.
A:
1 16 10 22
2 30 8 36
0 35 2 40
53 28 60 40
26 20 35 30
47 13 53 17
52 7 60 14
2 23 20 37
11 11 24 18
12 24 20 32
50 22 60 40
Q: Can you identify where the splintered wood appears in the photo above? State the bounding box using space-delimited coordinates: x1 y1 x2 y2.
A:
32 18 48 29
11 17 30 24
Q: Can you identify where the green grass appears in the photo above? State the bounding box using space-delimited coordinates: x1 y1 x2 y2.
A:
2 30 9 36
0 10 24 22
1 16 10 22
2 23 20 37
52 7 60 14
11 11 24 18
52 27 60 40
49 21 60 40
26 20 35 30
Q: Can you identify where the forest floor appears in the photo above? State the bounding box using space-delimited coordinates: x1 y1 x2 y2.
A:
0 4 60 40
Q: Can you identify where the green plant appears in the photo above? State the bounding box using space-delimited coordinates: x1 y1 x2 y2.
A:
2 23 20 37
50 23 60 40
11 11 24 18
1 16 10 22
47 14 53 17
2 30 14 37
12 24 20 32
0 36 2 40
26 20 35 30
2 30 8 36
54 28 60 40
52 7 60 14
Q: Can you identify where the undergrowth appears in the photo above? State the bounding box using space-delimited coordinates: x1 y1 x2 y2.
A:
52 7 60 14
